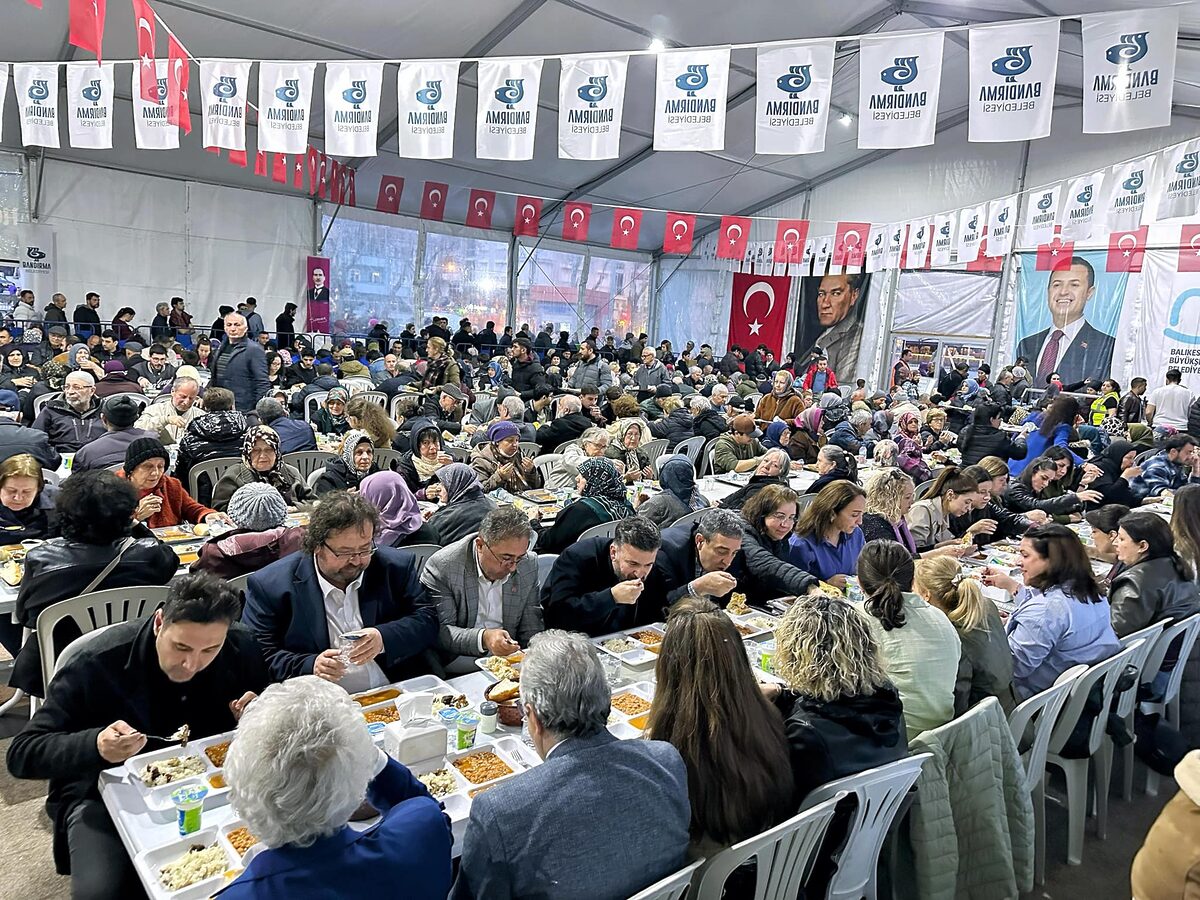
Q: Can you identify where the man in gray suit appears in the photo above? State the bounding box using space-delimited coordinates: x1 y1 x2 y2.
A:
453 631 691 900
420 507 544 674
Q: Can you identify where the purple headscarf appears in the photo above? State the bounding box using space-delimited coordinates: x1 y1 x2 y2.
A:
359 470 423 545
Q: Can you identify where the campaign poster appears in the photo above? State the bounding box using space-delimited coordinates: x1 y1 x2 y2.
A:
306 256 330 335
1118 246 1200 384
792 271 873 382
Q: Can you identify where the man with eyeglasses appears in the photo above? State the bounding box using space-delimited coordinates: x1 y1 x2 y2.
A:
420 507 543 675
243 491 438 689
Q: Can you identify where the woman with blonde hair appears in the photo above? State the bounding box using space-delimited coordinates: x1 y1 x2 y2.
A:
914 556 1016 715
419 336 460 390
860 467 918 557
0 453 57 542
346 394 398 449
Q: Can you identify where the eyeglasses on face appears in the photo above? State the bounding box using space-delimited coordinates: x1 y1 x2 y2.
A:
766 511 798 524
482 540 523 566
321 542 377 562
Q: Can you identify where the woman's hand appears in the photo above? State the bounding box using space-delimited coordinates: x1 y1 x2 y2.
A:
1024 509 1050 525
966 519 998 537
134 494 162 522
425 484 442 501
204 512 233 526
982 567 1018 594
435 451 453 466
1076 489 1104 505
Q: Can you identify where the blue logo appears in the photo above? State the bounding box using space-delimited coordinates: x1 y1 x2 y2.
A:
1106 32 1149 66
916 226 925 240
1037 192 1054 211
212 76 238 99
26 247 45 261
1076 184 1093 205
416 80 443 109
1165 288 1200 344
880 56 919 91
1177 152 1199 175
27 79 49 103
342 80 367 109
991 46 1032 82
874 232 883 247
82 79 102 105
968 215 978 232
675 65 709 96
155 77 168 102
1123 169 1145 192
776 65 812 98
576 76 608 107
274 79 300 107
939 222 951 237
998 207 1010 223
495 78 524 109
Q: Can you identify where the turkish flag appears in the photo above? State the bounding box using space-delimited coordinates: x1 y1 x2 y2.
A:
562 202 591 242
166 34 190 134
610 208 642 250
228 149 247 168
26 0 42 7
663 212 696 255
420 181 448 221
513 196 542 237
132 0 156 101
317 154 328 200
205 145 220 156
376 176 404 213
1035 237 1074 271
69 0 106 62
728 273 791 356
966 236 1003 272
468 189 496 229
271 153 288 184
254 151 267 177
306 148 320 196
1107 226 1148 273
773 220 809 267
715 216 751 261
1178 225 1200 272
345 169 356 206
293 154 304 190
329 161 343 204
833 221 871 268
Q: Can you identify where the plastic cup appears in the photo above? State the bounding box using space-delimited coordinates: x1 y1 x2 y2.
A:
456 712 480 750
759 640 776 675
170 784 208 837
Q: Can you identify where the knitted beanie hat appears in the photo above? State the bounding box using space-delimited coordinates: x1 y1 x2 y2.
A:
227 482 288 531
102 395 140 429
124 437 169 474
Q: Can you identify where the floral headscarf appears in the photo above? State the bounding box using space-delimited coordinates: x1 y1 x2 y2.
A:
324 387 349 425
795 407 823 437
576 457 633 521
241 424 285 483
341 429 374 477
41 361 67 391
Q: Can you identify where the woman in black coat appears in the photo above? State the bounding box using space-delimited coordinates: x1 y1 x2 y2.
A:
275 303 297 351
647 398 695 451
1084 440 1141 508
313 430 380 495
955 403 1027 468
535 457 633 555
734 484 818 607
427 463 497 545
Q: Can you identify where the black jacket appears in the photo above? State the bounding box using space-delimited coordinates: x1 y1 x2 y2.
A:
648 408 694 451
411 394 464 435
0 417 61 469
534 499 614 556
542 536 665 636
313 456 379 496
1109 557 1200 638
860 512 915 556
32 398 106 454
717 353 743 376
275 312 296 351
956 423 1027 468
938 370 967 399
692 408 730 443
535 412 592 452
717 474 787 511
427 492 496 546
949 500 1030 547
72 304 101 340
1001 481 1083 517
175 411 249 502
734 523 817 608
806 468 854 496
284 361 318 388
208 338 269 412
508 357 547 401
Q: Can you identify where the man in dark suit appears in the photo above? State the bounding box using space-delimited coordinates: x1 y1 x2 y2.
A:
1015 257 1116 387
647 509 744 607
242 492 438 687
453 630 690 900
208 311 269 413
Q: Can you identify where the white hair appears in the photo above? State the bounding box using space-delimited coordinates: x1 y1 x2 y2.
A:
65 371 95 387
689 395 711 413
711 384 730 398
760 448 790 472
580 426 609 448
850 410 873 429
557 394 582 415
226 676 378 849
500 395 525 418
520 631 609 738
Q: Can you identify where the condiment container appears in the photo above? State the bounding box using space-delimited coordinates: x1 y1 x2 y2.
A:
170 784 208 836
479 701 498 734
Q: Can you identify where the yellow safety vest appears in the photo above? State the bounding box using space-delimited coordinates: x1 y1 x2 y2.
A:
1090 392 1118 426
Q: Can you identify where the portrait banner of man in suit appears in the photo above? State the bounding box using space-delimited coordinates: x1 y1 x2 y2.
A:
792 271 874 383
1013 250 1128 386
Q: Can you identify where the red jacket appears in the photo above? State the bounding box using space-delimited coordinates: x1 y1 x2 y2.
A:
118 471 215 528
801 364 839 392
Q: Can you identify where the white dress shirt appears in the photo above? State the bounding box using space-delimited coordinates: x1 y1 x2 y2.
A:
1036 316 1086 376
473 543 511 652
316 564 388 694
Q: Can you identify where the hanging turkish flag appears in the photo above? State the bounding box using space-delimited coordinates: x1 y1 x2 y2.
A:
166 34 190 134
376 175 404 213
966 236 1003 272
716 215 751 261
728 273 791 356
773 220 809 267
69 0 107 62
663 212 696 255
611 208 642 250
26 0 43 7
562 202 591 242
420 181 447 221
306 147 320 196
345 169 356 206
293 154 304 190
468 189 496 229
317 154 328 200
832 221 871 268
131 0 156 102
1178 225 1200 273
1106 226 1148 273
254 151 267 177
227 149 247 168
513 196 542 237
329 160 343 204
1035 236 1074 271
271 153 288 184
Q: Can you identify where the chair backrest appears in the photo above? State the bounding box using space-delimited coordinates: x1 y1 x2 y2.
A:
519 441 541 458
1135 448 1159 466
38 586 173 689
390 393 423 421
744 393 763 411
282 450 336 480
340 377 375 395
577 520 619 542
702 448 718 477
536 553 558 588
188 456 242 502
654 453 683 477
1116 619 1168 719
531 453 562 486
372 447 403 471
794 492 818 517
1049 640 1144 757
553 439 579 455
107 392 152 414
914 478 937 500
641 438 669 465
41 468 60 487
304 391 329 423
53 622 116 676
1140 611 1200 705
799 755 930 900
306 467 327 489
671 508 709 530
354 390 388 408
446 446 471 463
401 543 441 569
694 794 843 900
676 435 706 469
628 860 703 900
1008 665 1087 797
32 391 61 418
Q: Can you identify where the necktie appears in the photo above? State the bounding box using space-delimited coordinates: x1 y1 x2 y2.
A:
1036 329 1064 385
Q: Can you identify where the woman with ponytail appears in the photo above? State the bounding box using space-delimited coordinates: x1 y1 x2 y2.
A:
915 556 1016 715
854 540 961 736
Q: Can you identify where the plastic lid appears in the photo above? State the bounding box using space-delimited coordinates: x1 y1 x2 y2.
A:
480 701 498 715
170 784 209 806
457 711 480 725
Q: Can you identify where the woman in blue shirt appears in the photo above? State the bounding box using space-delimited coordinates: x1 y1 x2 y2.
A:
984 524 1121 701
789 480 866 588
1009 396 1083 478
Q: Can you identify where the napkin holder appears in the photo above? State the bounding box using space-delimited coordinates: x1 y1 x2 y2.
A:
384 693 446 765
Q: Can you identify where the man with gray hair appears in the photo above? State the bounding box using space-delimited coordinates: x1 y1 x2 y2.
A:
826 408 871 456
254 396 317 452
648 508 745 605
453 630 689 900
534 391 592 452
134 376 202 445
468 394 535 446
209 310 269 413
32 370 106 452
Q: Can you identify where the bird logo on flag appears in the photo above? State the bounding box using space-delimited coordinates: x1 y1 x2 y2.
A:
880 56 919 91
154 77 168 102
342 80 367 109
275 79 300 107
495 79 525 109
1177 152 1199 175
27 79 49 103
991 46 1032 82
675 65 709 96
776 65 812 98
1123 170 1145 192
939 222 951 237
915 226 925 240
998 206 1010 223
874 232 883 247
26 246 45 261
416 80 442 109
968 214 979 232
577 76 608 108
213 76 238 99
1077 184 1093 205
1106 32 1149 66
1037 192 1054 211
82 79 102 105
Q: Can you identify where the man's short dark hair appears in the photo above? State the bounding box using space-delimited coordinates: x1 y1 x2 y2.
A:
301 348 315 359
149 344 168 358
1131 377 1147 389
57 470 137 544
161 573 242 627
697 509 745 542
1166 369 1183 384
255 397 286 423
580 385 599 399
218 305 234 316
86 292 100 302
613 516 661 552
316 363 334 376
1164 433 1196 454
202 386 235 412
100 330 116 341
973 403 1002 424
303 491 381 554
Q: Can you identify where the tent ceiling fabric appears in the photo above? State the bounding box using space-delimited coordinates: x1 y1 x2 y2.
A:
3 0 1200 251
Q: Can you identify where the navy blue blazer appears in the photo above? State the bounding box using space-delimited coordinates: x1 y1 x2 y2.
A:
242 548 438 683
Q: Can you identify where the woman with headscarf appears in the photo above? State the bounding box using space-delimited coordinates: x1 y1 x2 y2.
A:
894 411 931 484
762 421 791 452
1085 440 1142 507
313 430 379 495
65 343 105 380
0 347 39 394
22 359 67 425
427 463 497 546
359 470 441 547
604 419 652 484
536 457 633 554
790 408 824 464
397 417 452 499
1128 422 1155 453
470 421 543 493
313 386 351 436
210 424 313 511
636 455 708 527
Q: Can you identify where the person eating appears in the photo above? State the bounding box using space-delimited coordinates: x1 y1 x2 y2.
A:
121 437 230 529
470 421 543 494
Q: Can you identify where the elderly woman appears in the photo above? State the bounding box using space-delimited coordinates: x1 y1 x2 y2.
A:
121 437 228 528
894 411 931 483
211 425 313 510
471 421 543 494
872 439 899 468
789 480 867 587
919 408 955 451
737 484 818 607
428 463 497 546
193 482 306 578
313 386 351 436
223 675 452 899
397 417 452 499
606 394 652 447
0 453 58 542
551 426 610 491
787 408 824 464
716 448 790 511
756 369 804 425
0 347 39 393
638 455 708 527
359 471 441 548
536 457 633 555
314 430 379 495
605 420 652 484
805 444 858 495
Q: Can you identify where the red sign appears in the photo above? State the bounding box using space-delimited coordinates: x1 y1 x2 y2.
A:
610 208 642 250
166 34 190 134
662 212 696 255
420 181 448 221
728 273 791 356
562 202 591 242
468 189 495 229
716 215 751 260
132 0 156 101
1180 224 1200 273
1107 226 1148 273
1035 237 1074 271
832 221 871 268
306 256 330 334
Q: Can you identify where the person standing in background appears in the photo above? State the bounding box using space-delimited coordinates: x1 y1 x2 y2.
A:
168 297 193 344
1145 369 1193 431
276 302 298 351
72 292 101 341
239 298 265 338
209 312 269 413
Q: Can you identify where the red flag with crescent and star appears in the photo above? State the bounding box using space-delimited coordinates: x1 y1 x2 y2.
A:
562 202 591 242
1178 225 1200 273
728 273 791 356
1106 226 1147 273
420 181 448 221
611 208 642 250
1035 236 1074 271
69 0 107 62
773 220 809 268
513 196 542 237
132 0 157 102
716 216 751 261
376 175 404 213
166 33 190 134
467 189 495 229
832 221 870 268
305 148 320 196
662 212 696 255
271 153 288 184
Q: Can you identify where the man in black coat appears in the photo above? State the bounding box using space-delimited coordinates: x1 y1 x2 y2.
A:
284 346 318 388
541 518 662 636
507 338 547 400
71 292 102 341
6 575 269 898
645 511 744 607
535 394 592 451
0 416 61 468
289 363 341 417
208 311 269 412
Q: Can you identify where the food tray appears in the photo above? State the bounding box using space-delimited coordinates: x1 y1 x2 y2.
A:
475 651 524 683
0 559 23 586
355 675 458 724
593 625 665 666
219 819 265 867
606 682 654 740
733 612 779 639
520 489 559 504
153 525 208 543
171 540 205 566
134 826 242 900
123 732 236 816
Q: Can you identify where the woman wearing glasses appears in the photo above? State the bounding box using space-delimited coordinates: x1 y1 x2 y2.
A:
736 484 817 608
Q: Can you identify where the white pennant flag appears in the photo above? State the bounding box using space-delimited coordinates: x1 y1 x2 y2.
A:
200 60 251 151
755 42 835 155
987 194 1017 257
0 65 8 143
258 62 316 155
801 237 816 276
1105 155 1156 232
654 47 730 152
884 223 906 270
396 61 460 160
857 31 944 150
1156 139 1200 220
477 58 543 161
132 59 176 150
865 224 890 273
968 20 1060 143
66 62 115 150
14 63 61 149
1058 172 1106 241
812 235 832 275
931 213 956 267
559 54 627 160
956 205 987 264
905 220 931 269
1019 183 1062 247
1082 7 1178 134
325 61 384 157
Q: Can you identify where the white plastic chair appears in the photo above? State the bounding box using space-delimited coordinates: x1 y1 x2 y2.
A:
40 468 60 487
53 623 116 676
693 794 842 900
641 438 669 467
577 520 619 543
373 447 403 470
1139 612 1200 795
519 441 541 458
799 754 930 900
304 391 329 423
306 467 326 489
1109 620 1167 801
447 447 471 463
106 392 151 414
670 509 710 530
225 573 252 596
354 390 388 408
536 553 558 589
654 453 684 477
914 478 937 500
187 456 241 504
401 543 441 569
628 860 702 900
340 377 375 395
532 454 562 487
697 439 719 477
282 450 336 481
553 439 578 455
32 391 61 418
675 435 706 470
